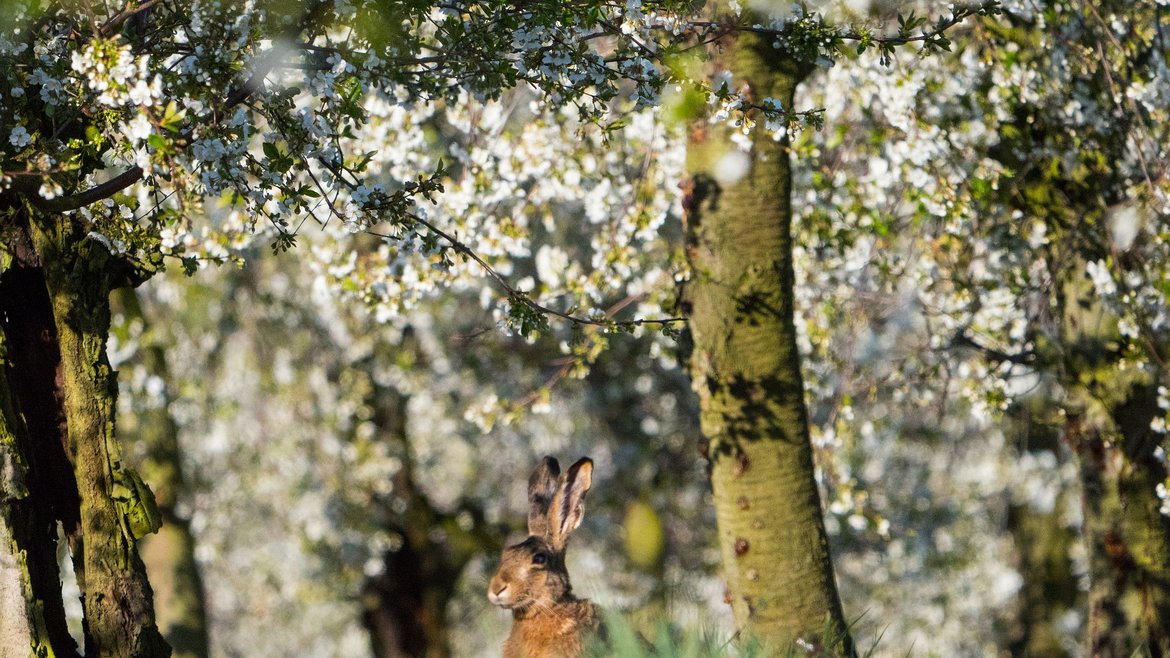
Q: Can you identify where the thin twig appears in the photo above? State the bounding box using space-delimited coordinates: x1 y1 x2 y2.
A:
368 211 684 330
99 0 165 38
23 1 329 212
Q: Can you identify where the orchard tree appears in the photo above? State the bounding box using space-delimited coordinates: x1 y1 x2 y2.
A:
0 0 1000 656
663 1 1000 650
787 0 1170 653
315 0 1000 650
956 3 1170 651
0 1 684 655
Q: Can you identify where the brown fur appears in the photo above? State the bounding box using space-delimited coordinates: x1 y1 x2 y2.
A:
489 457 597 658
502 599 598 658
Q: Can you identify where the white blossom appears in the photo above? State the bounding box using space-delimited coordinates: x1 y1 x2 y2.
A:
8 125 31 147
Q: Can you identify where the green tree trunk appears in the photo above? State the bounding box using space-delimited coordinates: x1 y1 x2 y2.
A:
1056 259 1170 657
1 209 85 658
1 296 77 658
0 239 37 655
0 363 37 654
114 289 210 658
683 29 853 655
26 213 170 658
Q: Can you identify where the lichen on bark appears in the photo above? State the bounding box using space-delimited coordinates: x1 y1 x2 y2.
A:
0 326 39 657
28 214 170 658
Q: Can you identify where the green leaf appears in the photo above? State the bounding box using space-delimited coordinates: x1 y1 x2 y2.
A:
161 101 185 132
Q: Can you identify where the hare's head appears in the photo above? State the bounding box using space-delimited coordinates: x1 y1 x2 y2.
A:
488 456 593 612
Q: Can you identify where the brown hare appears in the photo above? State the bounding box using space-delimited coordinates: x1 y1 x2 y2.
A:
488 456 599 658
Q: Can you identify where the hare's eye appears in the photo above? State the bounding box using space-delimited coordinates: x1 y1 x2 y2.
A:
532 553 547 566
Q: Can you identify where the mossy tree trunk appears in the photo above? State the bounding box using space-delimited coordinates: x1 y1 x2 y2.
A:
683 26 854 656
114 289 210 658
978 4 1170 652
0 327 38 651
0 205 169 658
1 207 86 658
1055 257 1170 657
1 271 81 658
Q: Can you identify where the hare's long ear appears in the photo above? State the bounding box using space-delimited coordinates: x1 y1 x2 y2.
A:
548 457 593 551
528 456 561 537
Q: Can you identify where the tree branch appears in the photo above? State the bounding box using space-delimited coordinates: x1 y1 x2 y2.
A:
27 166 146 213
949 329 1035 366
371 212 685 331
98 0 165 38
684 1 999 48
20 1 329 213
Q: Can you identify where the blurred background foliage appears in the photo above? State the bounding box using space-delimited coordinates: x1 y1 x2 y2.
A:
67 0 1168 656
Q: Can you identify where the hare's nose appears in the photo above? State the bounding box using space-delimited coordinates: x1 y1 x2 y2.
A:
488 581 510 605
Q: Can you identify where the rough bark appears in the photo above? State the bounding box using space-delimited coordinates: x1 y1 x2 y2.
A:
2 209 86 658
114 289 210 658
1056 258 1170 657
27 214 169 658
683 29 853 655
978 4 1170 651
1077 423 1170 658
1 308 66 658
